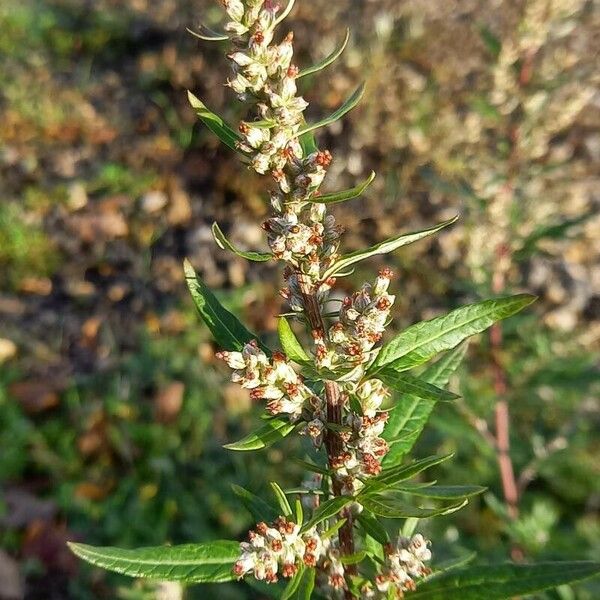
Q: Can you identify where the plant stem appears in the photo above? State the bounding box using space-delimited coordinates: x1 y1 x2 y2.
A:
299 282 358 593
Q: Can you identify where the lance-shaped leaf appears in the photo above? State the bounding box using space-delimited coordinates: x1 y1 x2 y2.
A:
383 344 468 466
356 512 389 545
322 216 458 280
286 566 315 600
394 485 487 500
360 454 454 495
231 484 279 522
301 496 352 532
270 481 293 517
299 128 318 156
380 371 459 403
278 318 311 364
186 25 228 41
371 294 536 372
212 222 271 262
360 495 467 519
411 561 600 600
274 0 296 26
187 91 240 151
184 259 268 353
298 29 350 79
68 541 239 583
298 82 365 136
281 564 305 600
224 417 295 451
310 171 376 205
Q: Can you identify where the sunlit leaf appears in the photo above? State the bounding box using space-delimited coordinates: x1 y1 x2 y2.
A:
187 91 240 151
271 481 293 517
298 83 365 136
298 29 350 78
371 294 536 372
357 511 389 545
184 259 268 353
310 171 375 205
186 25 228 42
278 318 311 364
323 216 458 280
224 418 295 451
360 495 466 519
68 541 239 583
411 561 600 599
212 222 271 262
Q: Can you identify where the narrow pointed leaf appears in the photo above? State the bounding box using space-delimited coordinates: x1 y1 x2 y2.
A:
431 552 477 573
357 512 389 545
281 563 305 600
395 485 486 500
411 561 600 600
301 496 352 532
231 484 279 522
292 458 330 476
184 259 268 353
278 318 311 364
186 25 228 42
322 518 347 540
298 82 365 136
271 482 293 517
361 454 454 494
299 128 318 156
311 171 375 205
380 371 460 403
371 294 536 372
291 566 316 600
340 551 367 565
295 499 304 527
212 222 271 262
323 216 458 280
224 418 295 451
298 29 350 78
383 344 468 466
68 541 239 583
360 496 466 519
187 91 240 151
274 0 296 26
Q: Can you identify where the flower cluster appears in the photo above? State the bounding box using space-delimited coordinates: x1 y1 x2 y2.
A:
361 534 432 599
233 516 328 583
317 269 396 370
217 341 316 420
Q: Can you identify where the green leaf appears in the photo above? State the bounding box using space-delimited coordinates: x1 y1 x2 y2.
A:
380 371 460 403
299 129 318 156
383 344 468 466
184 259 267 353
311 171 376 205
298 29 350 78
395 485 486 500
186 25 228 42
187 91 240 151
371 294 536 372
278 318 311 364
323 216 458 280
298 82 365 136
295 499 304 527
432 551 477 573
361 454 454 494
290 566 316 600
301 496 352 532
356 512 389 545
322 518 347 540
68 541 239 583
212 222 271 262
271 482 293 517
360 495 466 519
282 563 305 600
231 484 279 522
292 458 330 476
411 561 600 600
224 418 295 451
340 551 367 565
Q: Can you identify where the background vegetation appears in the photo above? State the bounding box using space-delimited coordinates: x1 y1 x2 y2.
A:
0 0 598 598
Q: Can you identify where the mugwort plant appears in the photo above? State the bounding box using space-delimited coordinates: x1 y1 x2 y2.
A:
70 1 600 598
